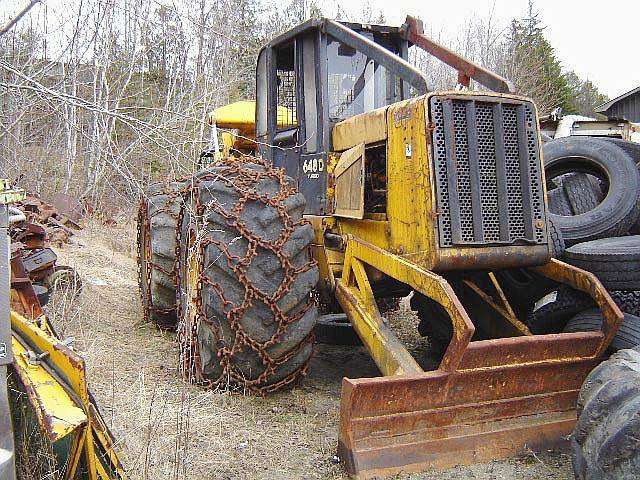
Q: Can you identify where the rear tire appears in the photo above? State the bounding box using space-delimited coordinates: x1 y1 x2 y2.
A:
137 182 185 330
572 346 640 480
177 157 319 392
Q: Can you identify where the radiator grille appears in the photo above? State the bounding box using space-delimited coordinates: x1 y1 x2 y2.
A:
430 95 546 248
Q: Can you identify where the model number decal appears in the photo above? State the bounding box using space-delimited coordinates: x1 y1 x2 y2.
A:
303 157 324 179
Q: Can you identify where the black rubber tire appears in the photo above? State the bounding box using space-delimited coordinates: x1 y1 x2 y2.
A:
564 236 640 290
410 292 452 352
493 268 558 315
177 160 319 391
563 308 640 352
571 346 640 480
543 137 640 243
315 314 362 346
547 187 573 216
610 290 640 317
137 181 185 330
602 139 640 234
562 172 604 215
548 217 565 258
527 285 594 334
601 138 640 164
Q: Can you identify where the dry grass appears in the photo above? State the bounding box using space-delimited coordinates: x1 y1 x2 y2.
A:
50 220 345 480
47 219 574 480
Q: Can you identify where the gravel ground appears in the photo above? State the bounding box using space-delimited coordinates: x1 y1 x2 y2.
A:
47 220 575 480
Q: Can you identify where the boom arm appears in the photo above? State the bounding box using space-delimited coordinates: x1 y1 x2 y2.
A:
403 16 515 93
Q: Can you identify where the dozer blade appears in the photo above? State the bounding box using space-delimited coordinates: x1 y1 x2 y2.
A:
338 333 600 478
335 239 623 479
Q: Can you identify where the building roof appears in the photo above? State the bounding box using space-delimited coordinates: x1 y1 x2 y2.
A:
595 85 640 113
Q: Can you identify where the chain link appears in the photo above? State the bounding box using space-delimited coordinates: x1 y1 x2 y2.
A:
176 156 317 394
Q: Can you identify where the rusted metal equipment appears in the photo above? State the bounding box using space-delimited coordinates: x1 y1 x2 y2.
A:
336 253 621 477
10 309 125 480
403 16 514 93
2 180 122 479
9 197 82 314
139 16 623 478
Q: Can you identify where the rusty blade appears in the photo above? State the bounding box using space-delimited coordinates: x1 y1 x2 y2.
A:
338 333 602 479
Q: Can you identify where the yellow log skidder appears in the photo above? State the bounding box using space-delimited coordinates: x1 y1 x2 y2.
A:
138 17 623 478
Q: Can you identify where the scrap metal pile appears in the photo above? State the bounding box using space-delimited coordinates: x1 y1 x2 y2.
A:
2 181 123 480
9 192 82 315
13 192 83 246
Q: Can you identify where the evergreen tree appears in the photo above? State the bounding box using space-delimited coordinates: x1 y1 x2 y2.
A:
564 71 609 116
502 1 573 114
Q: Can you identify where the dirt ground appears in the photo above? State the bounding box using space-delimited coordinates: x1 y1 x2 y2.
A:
48 220 575 480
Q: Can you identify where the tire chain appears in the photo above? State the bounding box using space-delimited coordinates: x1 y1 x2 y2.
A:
139 155 317 395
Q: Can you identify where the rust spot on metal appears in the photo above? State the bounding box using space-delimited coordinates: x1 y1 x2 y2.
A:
12 360 63 442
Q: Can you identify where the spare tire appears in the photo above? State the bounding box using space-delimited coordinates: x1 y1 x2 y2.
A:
562 172 604 215
543 137 640 243
571 346 640 480
563 308 640 352
176 157 319 393
564 236 640 290
137 181 186 330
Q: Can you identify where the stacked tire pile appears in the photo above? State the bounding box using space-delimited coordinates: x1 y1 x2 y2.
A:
531 138 640 480
571 346 640 479
520 137 640 351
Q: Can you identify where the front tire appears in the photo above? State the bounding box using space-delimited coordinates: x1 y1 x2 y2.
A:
177 157 319 393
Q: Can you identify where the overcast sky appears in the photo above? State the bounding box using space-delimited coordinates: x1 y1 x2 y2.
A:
5 0 638 99
336 0 639 99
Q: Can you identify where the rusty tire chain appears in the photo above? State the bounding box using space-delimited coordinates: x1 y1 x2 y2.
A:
137 181 192 329
177 156 318 395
